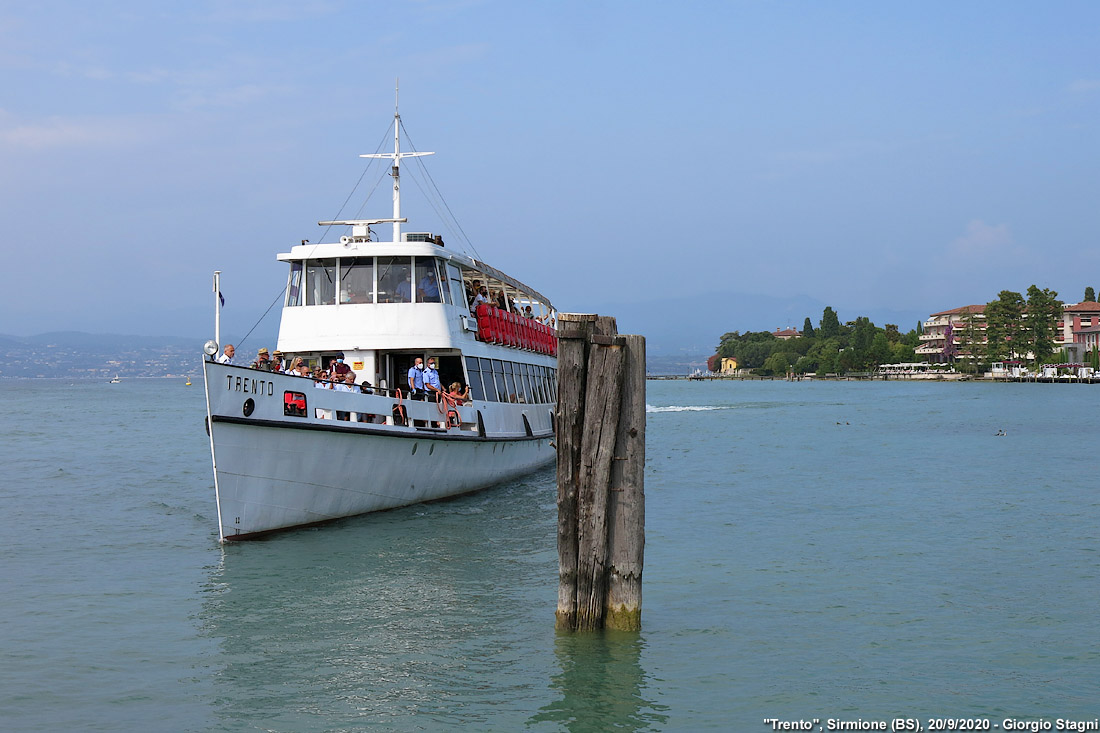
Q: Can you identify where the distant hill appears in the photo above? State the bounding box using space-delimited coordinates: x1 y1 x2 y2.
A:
0 332 209 379
14 331 206 350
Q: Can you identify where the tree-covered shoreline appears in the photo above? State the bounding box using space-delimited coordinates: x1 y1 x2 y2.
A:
713 306 920 376
714 285 1091 377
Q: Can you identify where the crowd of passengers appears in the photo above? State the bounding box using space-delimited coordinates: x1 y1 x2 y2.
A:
466 278 554 326
216 345 472 405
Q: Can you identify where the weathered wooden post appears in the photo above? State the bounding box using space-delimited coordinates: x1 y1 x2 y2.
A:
555 314 645 631
606 333 645 630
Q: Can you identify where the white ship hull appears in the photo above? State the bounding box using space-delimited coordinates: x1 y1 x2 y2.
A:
204 362 555 540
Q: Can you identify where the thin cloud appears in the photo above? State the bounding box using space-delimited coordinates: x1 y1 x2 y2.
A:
1068 79 1100 93
200 0 339 24
52 61 113 80
950 219 1017 258
0 112 154 150
171 82 291 112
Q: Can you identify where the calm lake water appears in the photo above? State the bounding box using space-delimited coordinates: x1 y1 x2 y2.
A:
1 377 1097 731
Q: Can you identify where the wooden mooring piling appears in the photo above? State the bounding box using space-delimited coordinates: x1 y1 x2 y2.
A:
555 314 646 631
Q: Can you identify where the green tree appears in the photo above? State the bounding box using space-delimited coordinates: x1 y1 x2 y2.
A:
1026 285 1062 364
850 316 876 365
717 331 779 369
819 307 841 340
884 324 900 344
870 332 892 366
985 290 1025 362
762 351 794 375
802 317 815 339
890 341 916 363
808 337 844 374
1085 287 1096 303
793 355 817 374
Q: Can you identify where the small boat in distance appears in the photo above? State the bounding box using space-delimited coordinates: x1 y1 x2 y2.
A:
202 99 559 542
110 374 121 384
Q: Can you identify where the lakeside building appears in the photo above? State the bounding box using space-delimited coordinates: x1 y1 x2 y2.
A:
917 305 986 364
1057 301 1100 362
920 300 1100 367
772 327 801 340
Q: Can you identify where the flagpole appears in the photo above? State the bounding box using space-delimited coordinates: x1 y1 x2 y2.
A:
213 271 222 350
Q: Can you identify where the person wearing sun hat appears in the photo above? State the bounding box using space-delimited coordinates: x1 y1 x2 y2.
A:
251 347 273 371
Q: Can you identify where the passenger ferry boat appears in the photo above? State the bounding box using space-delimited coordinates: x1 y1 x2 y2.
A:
201 107 558 541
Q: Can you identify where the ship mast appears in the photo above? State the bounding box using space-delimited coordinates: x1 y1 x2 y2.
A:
360 84 433 243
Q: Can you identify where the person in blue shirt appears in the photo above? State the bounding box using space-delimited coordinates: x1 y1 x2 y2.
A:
418 269 441 302
424 358 442 397
407 357 425 400
424 358 444 427
395 278 412 302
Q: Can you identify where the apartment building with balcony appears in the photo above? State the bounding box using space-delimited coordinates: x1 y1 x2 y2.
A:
917 305 986 363
1056 301 1100 361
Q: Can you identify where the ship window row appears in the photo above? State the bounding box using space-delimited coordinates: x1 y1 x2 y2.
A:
287 256 451 306
465 357 557 404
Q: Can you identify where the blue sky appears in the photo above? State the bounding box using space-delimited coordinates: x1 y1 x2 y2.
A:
2 1 1098 354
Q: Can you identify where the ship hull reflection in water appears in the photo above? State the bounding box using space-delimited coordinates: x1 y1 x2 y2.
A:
198 467 665 730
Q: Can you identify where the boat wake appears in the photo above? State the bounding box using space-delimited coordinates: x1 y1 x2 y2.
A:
646 404 727 413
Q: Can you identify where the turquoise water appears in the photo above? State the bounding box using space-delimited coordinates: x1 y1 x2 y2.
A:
1 378 1097 731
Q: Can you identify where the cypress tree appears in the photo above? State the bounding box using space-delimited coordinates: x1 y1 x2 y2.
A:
819 307 840 339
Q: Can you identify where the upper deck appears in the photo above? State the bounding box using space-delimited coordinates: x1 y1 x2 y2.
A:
274 232 555 356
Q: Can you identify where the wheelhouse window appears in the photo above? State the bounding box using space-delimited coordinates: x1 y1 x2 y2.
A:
437 262 452 305
378 256 412 303
447 265 466 310
340 257 374 304
287 262 303 306
305 258 337 305
415 258 443 303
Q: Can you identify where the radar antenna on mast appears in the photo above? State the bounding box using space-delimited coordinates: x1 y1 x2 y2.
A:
361 81 433 242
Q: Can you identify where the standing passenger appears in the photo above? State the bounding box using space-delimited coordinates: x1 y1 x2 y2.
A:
424 358 442 398
217 344 236 364
424 358 443 427
407 357 425 400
